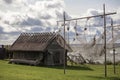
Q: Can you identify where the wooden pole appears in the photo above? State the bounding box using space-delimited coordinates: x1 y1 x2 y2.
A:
67 29 69 45
111 19 116 74
63 11 66 74
103 4 107 77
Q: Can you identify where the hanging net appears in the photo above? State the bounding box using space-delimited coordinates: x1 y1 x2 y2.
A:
57 18 120 64
68 18 106 64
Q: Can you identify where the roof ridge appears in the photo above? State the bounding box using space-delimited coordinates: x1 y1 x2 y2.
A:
21 32 57 36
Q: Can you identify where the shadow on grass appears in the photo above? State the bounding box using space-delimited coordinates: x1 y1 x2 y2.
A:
6 59 93 71
87 76 120 80
41 65 93 71
108 77 120 80
11 63 93 71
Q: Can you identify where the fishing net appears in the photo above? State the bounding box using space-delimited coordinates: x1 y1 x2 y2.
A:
57 18 120 64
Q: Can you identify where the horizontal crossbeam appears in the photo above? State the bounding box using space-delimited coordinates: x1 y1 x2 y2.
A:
57 12 116 22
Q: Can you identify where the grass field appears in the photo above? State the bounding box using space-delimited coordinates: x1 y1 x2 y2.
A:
0 60 120 80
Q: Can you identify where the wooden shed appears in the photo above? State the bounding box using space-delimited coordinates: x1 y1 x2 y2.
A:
0 45 5 59
9 32 72 66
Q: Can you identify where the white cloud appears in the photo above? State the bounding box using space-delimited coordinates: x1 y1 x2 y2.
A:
67 8 120 44
0 0 120 45
0 0 65 44
0 34 18 45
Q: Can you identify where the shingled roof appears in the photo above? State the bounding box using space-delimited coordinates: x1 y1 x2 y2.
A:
10 32 72 52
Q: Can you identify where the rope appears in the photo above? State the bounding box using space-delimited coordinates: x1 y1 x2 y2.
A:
83 18 89 44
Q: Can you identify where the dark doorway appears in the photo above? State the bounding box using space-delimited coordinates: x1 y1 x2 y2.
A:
53 52 60 64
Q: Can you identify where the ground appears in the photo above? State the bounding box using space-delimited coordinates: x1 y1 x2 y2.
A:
0 60 120 80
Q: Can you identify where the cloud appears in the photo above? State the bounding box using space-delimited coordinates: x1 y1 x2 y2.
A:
67 8 120 44
20 17 43 26
0 0 120 45
0 34 18 45
4 0 12 4
0 26 4 33
84 8 120 43
0 0 66 45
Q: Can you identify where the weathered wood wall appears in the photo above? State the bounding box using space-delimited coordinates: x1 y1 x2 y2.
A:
13 51 43 60
46 40 66 66
11 39 68 66
0 45 6 59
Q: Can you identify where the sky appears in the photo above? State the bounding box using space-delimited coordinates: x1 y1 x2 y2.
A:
65 0 120 16
65 0 120 17
0 0 120 45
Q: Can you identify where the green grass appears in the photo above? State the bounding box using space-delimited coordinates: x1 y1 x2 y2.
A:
0 60 120 80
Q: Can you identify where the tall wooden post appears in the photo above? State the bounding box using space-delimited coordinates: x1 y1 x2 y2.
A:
67 29 69 45
111 19 116 74
63 11 66 74
103 4 107 77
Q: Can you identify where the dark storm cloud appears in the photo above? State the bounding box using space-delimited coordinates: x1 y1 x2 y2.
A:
20 17 43 26
40 14 52 20
46 2 62 9
4 0 12 4
31 27 44 32
0 26 4 33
